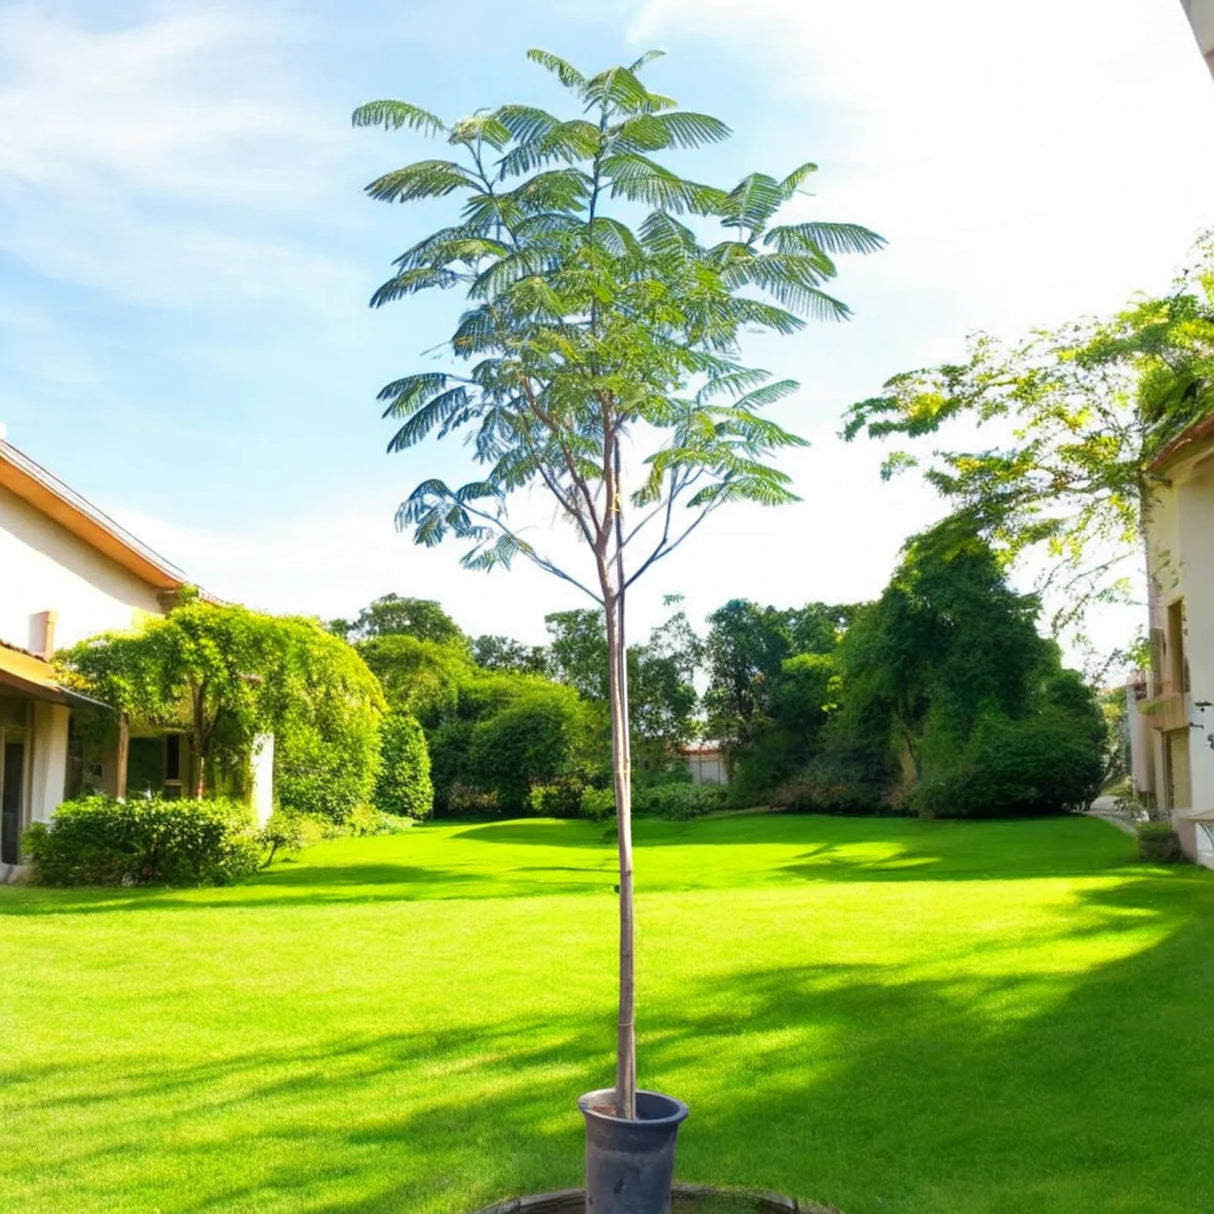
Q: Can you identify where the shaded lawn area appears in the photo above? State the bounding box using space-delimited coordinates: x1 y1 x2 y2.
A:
2 814 1213 1214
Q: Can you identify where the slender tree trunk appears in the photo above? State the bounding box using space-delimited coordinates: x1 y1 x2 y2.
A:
605 585 637 1120
191 691 207 799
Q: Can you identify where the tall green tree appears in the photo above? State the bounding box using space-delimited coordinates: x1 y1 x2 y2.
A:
330 594 467 647
59 603 385 817
545 599 703 766
844 235 1214 644
471 633 551 675
357 633 474 725
833 519 1044 799
704 598 849 770
355 49 880 1116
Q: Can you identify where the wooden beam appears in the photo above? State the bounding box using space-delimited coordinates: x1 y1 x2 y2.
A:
116 713 129 802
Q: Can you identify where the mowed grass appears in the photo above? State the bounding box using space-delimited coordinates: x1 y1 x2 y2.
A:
3 813 1213 1214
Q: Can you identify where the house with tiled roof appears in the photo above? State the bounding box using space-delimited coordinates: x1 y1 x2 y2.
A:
0 428 229 875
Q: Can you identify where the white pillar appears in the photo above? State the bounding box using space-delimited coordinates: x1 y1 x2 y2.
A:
250 733 274 827
30 701 69 823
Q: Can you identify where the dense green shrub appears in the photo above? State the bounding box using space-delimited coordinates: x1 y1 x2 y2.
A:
270 618 385 823
632 783 728 820
1136 821 1185 864
374 712 433 818
259 811 312 865
25 796 261 886
447 783 500 815
527 776 587 818
346 803 416 836
580 786 616 822
773 751 886 814
634 766 693 790
911 708 1105 819
466 685 588 811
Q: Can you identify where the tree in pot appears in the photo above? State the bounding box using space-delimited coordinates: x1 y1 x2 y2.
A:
354 49 881 1207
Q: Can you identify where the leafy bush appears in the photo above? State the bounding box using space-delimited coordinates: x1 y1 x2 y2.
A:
346 803 415 836
447 783 500 816
374 712 433 818
632 783 728 820
258 811 312 865
25 796 261 886
466 685 588 811
1136 821 1185 864
634 766 693 790
580 786 616 822
528 775 587 818
772 752 886 814
270 618 385 823
911 708 1105 820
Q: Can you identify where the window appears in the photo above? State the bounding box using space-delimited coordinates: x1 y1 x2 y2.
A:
163 734 184 798
1167 600 1186 694
165 734 181 781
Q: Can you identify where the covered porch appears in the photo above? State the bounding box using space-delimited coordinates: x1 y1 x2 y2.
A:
0 641 275 878
0 640 106 874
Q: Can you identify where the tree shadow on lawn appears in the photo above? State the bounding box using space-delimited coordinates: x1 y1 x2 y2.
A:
461 814 1142 886
660 874 1214 1214
10 868 1212 1214
0 865 495 917
0 817 1144 920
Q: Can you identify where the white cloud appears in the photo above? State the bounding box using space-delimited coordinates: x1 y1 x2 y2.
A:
0 3 359 312
632 0 1214 340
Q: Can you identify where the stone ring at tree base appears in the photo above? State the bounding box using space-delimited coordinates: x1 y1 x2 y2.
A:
470 1182 842 1214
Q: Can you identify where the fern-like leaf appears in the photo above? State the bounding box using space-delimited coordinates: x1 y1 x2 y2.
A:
352 100 445 136
365 160 477 203
526 50 588 91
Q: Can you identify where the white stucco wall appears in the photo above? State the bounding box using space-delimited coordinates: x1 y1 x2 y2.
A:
1177 458 1214 814
29 701 69 824
250 733 275 827
0 482 164 653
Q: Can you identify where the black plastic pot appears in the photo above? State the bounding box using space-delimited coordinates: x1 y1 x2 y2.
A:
578 1088 690 1214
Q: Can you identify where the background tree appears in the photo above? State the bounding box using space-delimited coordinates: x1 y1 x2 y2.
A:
471 633 551 675
546 600 703 769
354 48 880 1116
374 712 434 818
60 604 385 817
358 632 474 724
844 235 1214 646
703 599 850 774
329 594 468 647
826 517 1105 815
60 601 273 798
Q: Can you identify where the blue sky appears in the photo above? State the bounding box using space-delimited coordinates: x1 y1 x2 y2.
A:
2 0 1213 652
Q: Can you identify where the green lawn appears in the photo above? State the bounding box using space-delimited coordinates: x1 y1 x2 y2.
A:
3 813 1213 1214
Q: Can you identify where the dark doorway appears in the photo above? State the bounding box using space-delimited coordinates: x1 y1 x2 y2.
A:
1 739 25 865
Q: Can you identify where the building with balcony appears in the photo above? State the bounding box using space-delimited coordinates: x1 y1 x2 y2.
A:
1133 415 1214 865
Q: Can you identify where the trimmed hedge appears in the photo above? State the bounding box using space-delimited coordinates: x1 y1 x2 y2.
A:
24 796 262 886
632 783 728 820
528 776 587 819
374 712 434 819
579 786 616 822
1136 821 1185 864
911 709 1105 819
